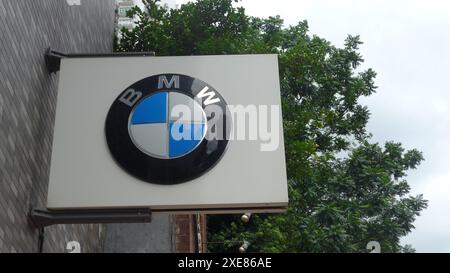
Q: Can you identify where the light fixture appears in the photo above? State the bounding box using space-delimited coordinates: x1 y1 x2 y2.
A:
241 213 252 223
239 241 250 253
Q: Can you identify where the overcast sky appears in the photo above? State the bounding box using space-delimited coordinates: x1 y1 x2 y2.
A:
167 0 450 252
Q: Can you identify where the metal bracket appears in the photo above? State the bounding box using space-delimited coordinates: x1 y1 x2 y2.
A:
44 47 156 74
44 48 65 74
29 208 152 228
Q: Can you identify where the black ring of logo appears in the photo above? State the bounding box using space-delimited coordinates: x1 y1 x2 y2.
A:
105 74 231 185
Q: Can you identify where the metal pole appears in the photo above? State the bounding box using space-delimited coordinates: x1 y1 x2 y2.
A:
29 208 152 228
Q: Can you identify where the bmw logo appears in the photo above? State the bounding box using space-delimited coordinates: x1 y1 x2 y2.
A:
105 74 231 185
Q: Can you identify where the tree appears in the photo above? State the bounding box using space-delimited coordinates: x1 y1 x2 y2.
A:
116 0 428 252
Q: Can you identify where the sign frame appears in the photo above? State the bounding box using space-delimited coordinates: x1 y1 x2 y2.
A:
46 53 289 213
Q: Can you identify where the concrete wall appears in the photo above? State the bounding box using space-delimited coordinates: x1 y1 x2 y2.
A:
103 215 176 253
0 0 116 253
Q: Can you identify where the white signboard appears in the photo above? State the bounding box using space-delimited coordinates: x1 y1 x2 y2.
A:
47 54 288 213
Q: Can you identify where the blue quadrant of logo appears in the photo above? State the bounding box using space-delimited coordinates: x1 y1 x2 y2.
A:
131 92 167 125
169 122 205 158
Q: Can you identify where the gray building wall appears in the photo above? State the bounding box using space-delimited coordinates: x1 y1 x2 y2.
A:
0 0 116 253
103 215 176 253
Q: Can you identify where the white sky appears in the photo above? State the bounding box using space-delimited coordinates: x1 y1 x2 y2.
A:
168 0 450 253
